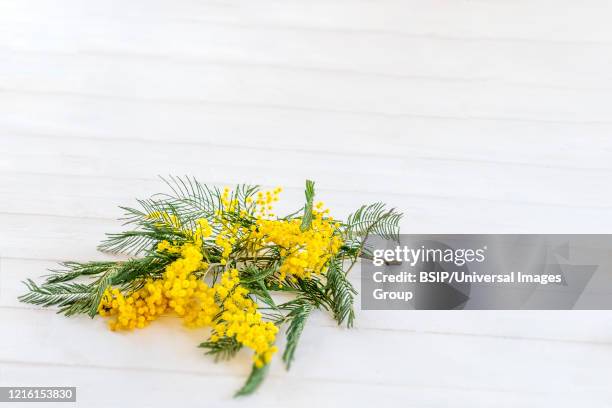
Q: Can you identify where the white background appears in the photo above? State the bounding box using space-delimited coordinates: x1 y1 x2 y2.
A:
2 0 612 406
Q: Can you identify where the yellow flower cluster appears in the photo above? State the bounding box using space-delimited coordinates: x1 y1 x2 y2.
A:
214 231 235 265
188 218 213 247
213 187 283 265
213 269 278 368
98 246 277 366
254 204 343 281
98 243 216 330
162 243 217 326
254 188 281 218
98 284 167 330
214 188 248 265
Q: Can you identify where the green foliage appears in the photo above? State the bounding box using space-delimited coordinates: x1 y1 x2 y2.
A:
98 176 260 255
111 254 177 286
159 176 259 223
98 223 183 255
325 258 357 328
345 202 402 243
270 275 330 311
280 298 313 369
199 336 243 362
19 176 402 397
239 264 276 284
44 261 117 284
239 265 277 308
19 279 98 317
235 364 269 397
158 175 224 219
21 254 177 318
88 269 118 318
300 180 315 232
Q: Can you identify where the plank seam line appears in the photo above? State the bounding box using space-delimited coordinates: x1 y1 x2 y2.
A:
1 305 611 346
0 359 552 395
2 87 611 125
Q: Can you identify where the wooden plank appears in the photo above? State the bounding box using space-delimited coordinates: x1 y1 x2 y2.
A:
4 362 598 408
1 53 611 122
3 93 612 157
2 23 612 90
1 0 612 43
3 173 610 237
1 307 612 396
2 136 612 211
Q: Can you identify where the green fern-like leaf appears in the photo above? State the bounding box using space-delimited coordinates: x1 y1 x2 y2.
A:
111 254 177 287
98 176 260 256
88 269 118 318
345 202 402 242
239 265 277 308
158 176 258 227
234 364 269 397
325 258 356 327
199 336 243 362
98 202 189 255
300 180 315 232
19 279 96 316
44 261 116 284
281 298 312 369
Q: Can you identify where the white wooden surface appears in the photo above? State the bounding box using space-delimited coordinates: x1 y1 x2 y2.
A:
2 1 612 406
